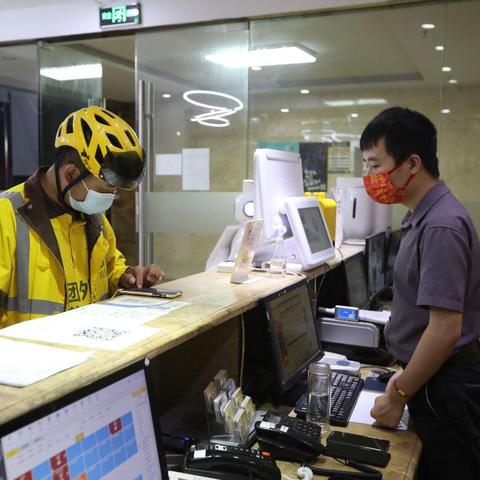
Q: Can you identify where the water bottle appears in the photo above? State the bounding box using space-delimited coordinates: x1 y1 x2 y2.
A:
306 362 331 434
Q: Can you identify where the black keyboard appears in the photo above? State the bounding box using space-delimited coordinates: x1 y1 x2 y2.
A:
294 372 364 427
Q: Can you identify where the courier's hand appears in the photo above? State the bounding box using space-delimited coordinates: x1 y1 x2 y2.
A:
119 264 165 288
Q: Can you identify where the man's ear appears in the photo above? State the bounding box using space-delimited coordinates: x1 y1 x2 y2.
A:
62 164 80 182
408 154 422 175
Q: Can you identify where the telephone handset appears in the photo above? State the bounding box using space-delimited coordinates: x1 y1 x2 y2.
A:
254 411 325 462
184 443 281 480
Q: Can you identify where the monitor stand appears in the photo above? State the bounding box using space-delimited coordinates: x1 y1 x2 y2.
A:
278 379 308 407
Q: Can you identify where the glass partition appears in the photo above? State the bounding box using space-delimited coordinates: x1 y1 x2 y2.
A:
38 43 103 166
134 0 480 279
136 23 249 279
0 44 38 188
249 0 480 230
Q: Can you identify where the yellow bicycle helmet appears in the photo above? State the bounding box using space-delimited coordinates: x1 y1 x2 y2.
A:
55 106 145 190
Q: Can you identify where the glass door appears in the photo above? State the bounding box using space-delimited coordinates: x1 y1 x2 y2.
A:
136 23 249 279
38 43 103 166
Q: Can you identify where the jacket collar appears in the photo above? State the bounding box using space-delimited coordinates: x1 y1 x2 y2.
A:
20 168 104 268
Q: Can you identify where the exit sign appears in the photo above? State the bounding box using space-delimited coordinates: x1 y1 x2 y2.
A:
100 3 141 28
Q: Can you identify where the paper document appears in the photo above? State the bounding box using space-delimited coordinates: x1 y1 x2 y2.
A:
156 153 182 175
0 337 94 387
350 390 408 430
0 305 162 351
182 148 210 190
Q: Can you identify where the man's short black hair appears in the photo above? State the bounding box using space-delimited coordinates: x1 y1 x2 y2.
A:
360 106 440 178
55 146 85 171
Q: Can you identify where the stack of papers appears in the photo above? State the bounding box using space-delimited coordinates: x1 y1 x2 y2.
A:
0 304 163 351
0 337 93 387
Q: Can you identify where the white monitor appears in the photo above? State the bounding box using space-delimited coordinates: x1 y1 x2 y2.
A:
284 196 335 268
253 148 304 240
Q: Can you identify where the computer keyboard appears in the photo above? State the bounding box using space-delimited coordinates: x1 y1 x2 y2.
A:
294 371 364 427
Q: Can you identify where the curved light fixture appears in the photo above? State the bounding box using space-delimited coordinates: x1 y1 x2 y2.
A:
183 90 244 128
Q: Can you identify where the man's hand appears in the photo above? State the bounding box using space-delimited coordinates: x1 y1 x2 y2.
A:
119 264 165 288
370 384 407 429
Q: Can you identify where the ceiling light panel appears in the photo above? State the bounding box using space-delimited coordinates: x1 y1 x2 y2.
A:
39 64 102 81
205 46 316 68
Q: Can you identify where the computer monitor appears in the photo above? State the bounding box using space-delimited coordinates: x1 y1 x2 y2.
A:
253 149 335 269
0 360 168 480
263 280 323 396
344 251 369 309
385 229 402 287
365 231 386 300
253 148 304 241
284 196 335 269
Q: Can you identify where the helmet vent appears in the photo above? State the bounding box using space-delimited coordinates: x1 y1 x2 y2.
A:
125 129 137 147
94 114 110 126
66 116 74 134
95 145 104 165
101 109 115 119
106 133 122 149
81 119 93 147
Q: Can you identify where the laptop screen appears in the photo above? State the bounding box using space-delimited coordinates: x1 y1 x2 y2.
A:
0 360 168 480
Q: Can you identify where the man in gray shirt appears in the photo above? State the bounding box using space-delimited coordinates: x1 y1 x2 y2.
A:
361 107 480 479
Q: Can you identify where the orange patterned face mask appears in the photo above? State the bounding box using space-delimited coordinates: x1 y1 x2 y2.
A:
363 163 414 204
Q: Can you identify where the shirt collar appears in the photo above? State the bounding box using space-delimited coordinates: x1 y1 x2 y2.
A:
401 180 450 228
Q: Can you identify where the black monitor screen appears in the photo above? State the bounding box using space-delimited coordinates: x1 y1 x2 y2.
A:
365 231 386 300
298 206 332 253
344 252 369 309
0 361 167 480
264 281 322 394
385 229 402 286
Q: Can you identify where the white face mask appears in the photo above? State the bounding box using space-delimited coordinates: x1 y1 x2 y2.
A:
68 180 115 215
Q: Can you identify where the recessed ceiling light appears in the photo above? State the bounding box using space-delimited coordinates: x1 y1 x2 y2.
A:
448 79 458 84
300 89 310 94
281 108 290 113
435 45 444 51
421 23 435 30
176 131 181 136
251 66 262 71
350 113 359 118
441 108 451 114
205 46 316 68
162 93 171 98
40 63 102 81
442 66 452 72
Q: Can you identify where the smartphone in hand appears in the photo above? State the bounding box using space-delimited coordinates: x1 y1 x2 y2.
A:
118 287 183 299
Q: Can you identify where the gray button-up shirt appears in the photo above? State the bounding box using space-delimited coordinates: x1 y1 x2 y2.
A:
384 181 480 363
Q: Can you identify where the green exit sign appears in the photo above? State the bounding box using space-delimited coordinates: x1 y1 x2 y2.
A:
100 3 141 28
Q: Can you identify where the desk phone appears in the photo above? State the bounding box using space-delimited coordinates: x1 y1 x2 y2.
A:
184 443 281 480
254 411 325 462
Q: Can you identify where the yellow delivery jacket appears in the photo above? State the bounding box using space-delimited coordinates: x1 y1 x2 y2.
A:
0 168 128 327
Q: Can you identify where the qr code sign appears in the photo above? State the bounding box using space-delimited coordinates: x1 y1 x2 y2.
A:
74 326 127 341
